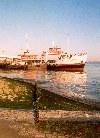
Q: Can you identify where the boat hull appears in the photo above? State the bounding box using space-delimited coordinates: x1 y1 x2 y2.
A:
47 63 85 71
6 64 28 70
0 63 7 68
27 63 47 70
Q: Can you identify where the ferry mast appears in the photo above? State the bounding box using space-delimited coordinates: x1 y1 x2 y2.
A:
26 33 29 53
67 33 70 55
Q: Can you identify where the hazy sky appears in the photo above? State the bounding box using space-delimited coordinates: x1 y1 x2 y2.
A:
0 0 100 61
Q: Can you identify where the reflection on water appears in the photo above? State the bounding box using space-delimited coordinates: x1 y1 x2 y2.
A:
0 63 100 106
37 71 87 99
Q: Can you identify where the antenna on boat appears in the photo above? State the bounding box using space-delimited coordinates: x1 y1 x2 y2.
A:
26 33 29 53
67 33 70 55
52 41 55 48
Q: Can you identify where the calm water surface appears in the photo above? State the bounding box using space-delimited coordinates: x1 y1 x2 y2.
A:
0 62 100 106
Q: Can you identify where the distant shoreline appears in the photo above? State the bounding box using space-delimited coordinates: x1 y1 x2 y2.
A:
87 61 100 63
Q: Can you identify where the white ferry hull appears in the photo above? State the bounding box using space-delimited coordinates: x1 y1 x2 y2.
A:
47 53 87 71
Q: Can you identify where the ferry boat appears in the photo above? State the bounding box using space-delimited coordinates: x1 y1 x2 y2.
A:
19 34 47 70
46 35 87 71
47 53 87 71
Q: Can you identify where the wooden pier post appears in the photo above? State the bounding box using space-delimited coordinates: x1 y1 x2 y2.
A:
33 81 39 124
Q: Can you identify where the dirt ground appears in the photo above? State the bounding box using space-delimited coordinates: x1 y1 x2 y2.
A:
0 108 66 138
0 109 100 138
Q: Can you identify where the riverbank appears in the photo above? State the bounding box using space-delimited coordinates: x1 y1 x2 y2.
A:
0 76 100 137
0 76 99 111
38 88 100 111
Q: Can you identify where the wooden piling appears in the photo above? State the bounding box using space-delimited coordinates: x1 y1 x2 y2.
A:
33 81 39 124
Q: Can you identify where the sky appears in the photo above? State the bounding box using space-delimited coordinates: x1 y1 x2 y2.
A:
0 0 100 61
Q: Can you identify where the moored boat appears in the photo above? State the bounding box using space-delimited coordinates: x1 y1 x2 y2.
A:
47 53 87 71
47 35 87 71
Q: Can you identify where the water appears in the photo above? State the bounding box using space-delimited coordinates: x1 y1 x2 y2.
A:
0 62 100 106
